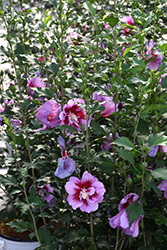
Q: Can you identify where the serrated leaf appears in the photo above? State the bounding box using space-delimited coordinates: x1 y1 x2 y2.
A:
126 202 144 227
151 168 167 180
113 137 135 150
154 135 167 146
45 63 59 75
7 220 28 233
116 148 134 165
132 58 146 69
148 133 167 146
84 1 96 16
91 121 105 135
0 174 17 186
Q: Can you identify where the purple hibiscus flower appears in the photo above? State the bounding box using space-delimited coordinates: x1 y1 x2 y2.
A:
145 40 163 71
120 16 134 35
54 135 76 179
10 119 22 132
158 180 167 199
65 171 106 213
27 77 46 96
101 133 119 151
60 99 87 131
109 193 142 237
35 100 61 131
147 143 167 157
93 92 118 117
38 183 56 208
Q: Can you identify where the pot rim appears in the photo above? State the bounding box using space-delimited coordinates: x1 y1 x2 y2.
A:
0 232 38 243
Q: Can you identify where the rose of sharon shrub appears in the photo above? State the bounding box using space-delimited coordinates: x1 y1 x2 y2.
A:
65 171 105 213
109 193 142 237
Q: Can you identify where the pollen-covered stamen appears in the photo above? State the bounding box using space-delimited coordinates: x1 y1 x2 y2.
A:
69 111 78 122
47 114 52 121
80 188 88 200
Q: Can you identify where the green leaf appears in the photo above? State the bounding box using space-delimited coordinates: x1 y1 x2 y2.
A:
137 118 148 133
123 45 137 57
113 137 135 150
91 102 105 114
149 208 167 226
15 134 25 146
45 63 59 75
0 174 17 186
144 104 167 112
148 133 167 146
44 14 52 26
103 14 119 28
97 155 115 173
0 11 4 17
129 76 147 84
22 99 31 111
37 225 51 244
161 76 167 88
48 0 57 7
96 238 110 249
116 148 134 165
10 189 22 195
126 202 144 227
151 168 167 180
132 58 146 69
68 229 89 244
84 1 96 16
59 125 78 134
91 121 105 135
159 43 167 52
7 220 28 233
148 181 161 196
